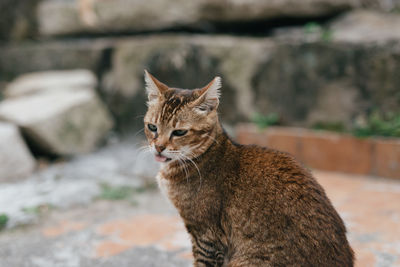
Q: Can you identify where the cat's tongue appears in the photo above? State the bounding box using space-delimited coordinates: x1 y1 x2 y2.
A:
155 154 169 162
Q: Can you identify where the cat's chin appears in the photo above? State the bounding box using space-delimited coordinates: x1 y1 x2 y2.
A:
155 154 172 163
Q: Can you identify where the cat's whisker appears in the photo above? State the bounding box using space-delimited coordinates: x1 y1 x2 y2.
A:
135 145 151 157
177 155 190 184
133 127 145 138
204 133 219 145
178 151 202 192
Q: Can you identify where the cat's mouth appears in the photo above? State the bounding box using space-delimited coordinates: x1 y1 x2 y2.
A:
155 154 172 163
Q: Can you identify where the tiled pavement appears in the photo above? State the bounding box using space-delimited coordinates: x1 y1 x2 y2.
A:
0 170 399 267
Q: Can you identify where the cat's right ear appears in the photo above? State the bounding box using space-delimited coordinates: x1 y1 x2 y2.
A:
144 70 169 105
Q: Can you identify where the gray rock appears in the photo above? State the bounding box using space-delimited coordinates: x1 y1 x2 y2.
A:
4 69 97 98
0 0 40 41
104 35 272 132
358 0 400 11
0 137 156 228
0 39 113 81
252 41 400 128
0 71 114 156
0 122 35 183
258 10 400 128
37 0 201 36
37 0 354 36
330 10 400 43
199 0 354 22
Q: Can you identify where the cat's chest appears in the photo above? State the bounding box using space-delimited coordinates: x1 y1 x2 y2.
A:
157 171 220 224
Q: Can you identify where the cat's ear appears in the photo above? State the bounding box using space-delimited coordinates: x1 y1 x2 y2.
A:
191 77 221 113
144 70 169 104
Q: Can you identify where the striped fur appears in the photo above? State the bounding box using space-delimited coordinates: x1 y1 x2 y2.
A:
143 72 354 267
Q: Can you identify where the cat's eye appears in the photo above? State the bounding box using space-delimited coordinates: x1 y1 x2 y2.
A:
147 124 157 132
172 129 188 137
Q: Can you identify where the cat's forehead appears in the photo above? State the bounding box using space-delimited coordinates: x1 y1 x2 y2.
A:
147 88 199 125
164 88 199 101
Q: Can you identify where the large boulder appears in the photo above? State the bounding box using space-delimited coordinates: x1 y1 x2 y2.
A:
4 69 97 98
102 35 273 132
0 122 35 182
0 39 113 81
330 10 400 43
0 70 114 156
254 10 400 128
104 16 400 132
37 0 354 36
0 0 40 41
359 0 400 11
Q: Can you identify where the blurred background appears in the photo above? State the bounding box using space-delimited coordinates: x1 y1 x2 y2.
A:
0 0 400 266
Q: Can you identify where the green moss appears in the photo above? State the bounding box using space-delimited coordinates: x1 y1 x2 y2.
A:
0 214 9 230
321 29 333 42
21 204 53 215
312 121 345 133
304 22 321 34
390 7 400 13
251 112 280 129
99 183 134 200
303 21 333 42
21 206 40 214
98 182 158 201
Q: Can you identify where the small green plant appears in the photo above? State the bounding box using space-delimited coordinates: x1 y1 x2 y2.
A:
312 121 345 133
21 204 53 215
320 28 333 42
352 112 400 138
391 7 400 13
304 22 321 34
0 214 9 230
251 112 280 129
22 206 40 214
99 183 134 200
303 21 333 42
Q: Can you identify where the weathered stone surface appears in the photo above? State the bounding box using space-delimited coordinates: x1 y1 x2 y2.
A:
4 69 97 98
0 122 35 182
0 71 114 156
330 10 400 43
0 39 113 81
0 0 40 41
199 0 354 22
37 0 354 36
253 39 400 127
104 35 273 132
359 0 400 11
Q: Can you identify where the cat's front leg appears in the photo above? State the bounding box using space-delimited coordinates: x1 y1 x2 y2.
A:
191 236 224 267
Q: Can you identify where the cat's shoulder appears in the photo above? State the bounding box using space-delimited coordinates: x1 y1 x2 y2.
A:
235 143 298 163
234 143 313 181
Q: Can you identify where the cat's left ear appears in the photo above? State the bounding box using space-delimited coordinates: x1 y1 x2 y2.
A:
191 77 221 113
144 70 169 105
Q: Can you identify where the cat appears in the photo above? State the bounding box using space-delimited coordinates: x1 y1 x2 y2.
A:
143 70 354 267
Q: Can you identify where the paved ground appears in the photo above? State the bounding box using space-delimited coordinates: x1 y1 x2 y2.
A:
0 140 399 266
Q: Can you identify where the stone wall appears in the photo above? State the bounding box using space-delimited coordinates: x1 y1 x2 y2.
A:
1 1 400 133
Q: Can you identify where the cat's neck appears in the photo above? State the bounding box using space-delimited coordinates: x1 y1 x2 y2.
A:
159 122 233 182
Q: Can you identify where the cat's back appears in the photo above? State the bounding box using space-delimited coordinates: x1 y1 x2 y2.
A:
232 143 317 193
224 143 354 266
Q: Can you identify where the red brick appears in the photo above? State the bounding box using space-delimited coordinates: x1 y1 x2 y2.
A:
299 132 372 175
236 125 301 155
372 139 400 179
236 125 373 175
235 124 268 146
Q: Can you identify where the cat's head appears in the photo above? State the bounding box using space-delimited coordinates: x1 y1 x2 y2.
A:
143 70 221 163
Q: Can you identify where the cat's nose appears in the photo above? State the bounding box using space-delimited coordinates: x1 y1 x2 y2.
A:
155 145 166 153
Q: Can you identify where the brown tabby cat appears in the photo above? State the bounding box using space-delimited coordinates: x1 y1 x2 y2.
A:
143 70 354 267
